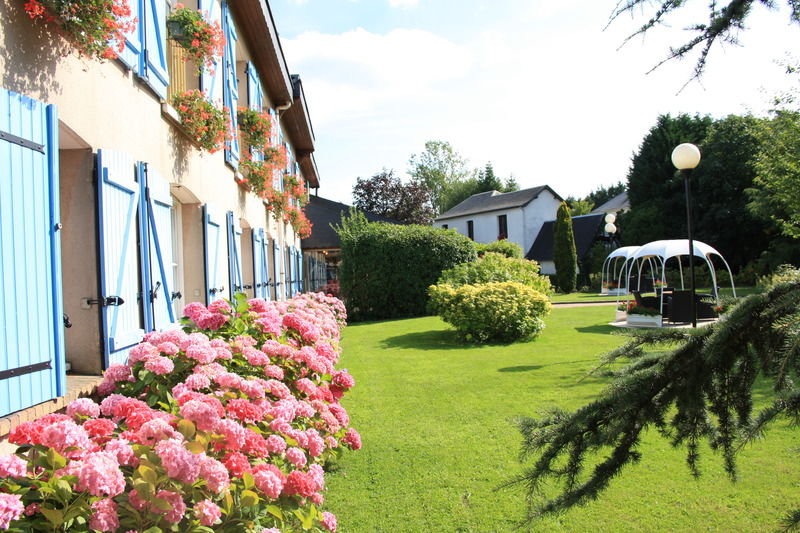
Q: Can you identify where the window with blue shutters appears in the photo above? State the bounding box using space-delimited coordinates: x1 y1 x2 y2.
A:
272 240 281 300
199 0 223 105
246 63 264 162
252 228 270 300
203 204 230 303
227 211 244 294
119 0 169 99
0 88 65 417
144 165 177 331
222 2 239 167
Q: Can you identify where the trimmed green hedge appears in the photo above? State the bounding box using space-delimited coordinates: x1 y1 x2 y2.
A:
436 252 553 296
428 281 552 342
337 213 476 320
475 240 523 258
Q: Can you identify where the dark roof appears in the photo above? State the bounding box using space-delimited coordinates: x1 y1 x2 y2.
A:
526 213 605 262
300 196 401 250
591 191 629 213
434 185 563 221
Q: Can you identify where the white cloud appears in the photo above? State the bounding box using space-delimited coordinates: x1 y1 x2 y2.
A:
281 5 798 204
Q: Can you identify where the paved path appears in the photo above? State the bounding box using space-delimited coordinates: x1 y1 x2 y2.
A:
552 301 618 308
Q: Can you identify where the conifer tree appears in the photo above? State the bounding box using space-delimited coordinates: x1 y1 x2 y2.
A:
553 202 577 293
505 279 800 530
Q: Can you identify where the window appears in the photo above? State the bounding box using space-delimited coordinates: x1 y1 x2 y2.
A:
467 220 474 240
498 215 507 240
442 224 448 229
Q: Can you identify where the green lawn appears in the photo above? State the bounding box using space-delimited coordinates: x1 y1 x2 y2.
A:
326 307 798 532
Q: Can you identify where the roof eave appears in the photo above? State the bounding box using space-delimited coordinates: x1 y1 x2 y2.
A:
283 75 315 154
298 152 320 189
230 0 293 107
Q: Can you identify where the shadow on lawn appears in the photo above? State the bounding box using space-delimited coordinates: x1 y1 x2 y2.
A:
574 324 618 335
381 329 485 351
498 359 597 373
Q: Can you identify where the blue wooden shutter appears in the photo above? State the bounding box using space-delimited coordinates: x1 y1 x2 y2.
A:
285 245 293 297
144 165 176 330
119 0 143 72
252 228 270 299
199 0 223 105
227 211 243 294
298 249 304 294
142 0 169 99
272 239 281 300
222 3 239 167
0 89 65 416
97 150 145 367
203 204 229 303
246 63 264 162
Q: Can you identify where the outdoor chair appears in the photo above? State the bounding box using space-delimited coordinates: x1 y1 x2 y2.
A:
632 290 660 311
668 290 694 323
695 294 718 319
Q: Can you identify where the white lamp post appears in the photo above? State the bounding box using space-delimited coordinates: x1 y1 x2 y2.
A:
671 143 701 327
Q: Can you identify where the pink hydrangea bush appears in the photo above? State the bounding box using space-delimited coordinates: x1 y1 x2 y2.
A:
0 292 356 532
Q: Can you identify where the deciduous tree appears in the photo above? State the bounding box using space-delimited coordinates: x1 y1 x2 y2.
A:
352 169 436 225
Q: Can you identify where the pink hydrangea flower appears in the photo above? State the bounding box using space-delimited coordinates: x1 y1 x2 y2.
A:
253 465 285 499
332 370 355 390
179 399 221 432
285 447 307 468
156 439 201 484
194 499 222 526
214 419 246 450
89 499 119 532
103 363 133 383
40 420 92 458
127 342 158 364
144 355 175 375
0 493 24 530
199 455 230 493
136 418 183 446
0 455 26 477
184 373 211 390
66 398 101 419
265 434 287 455
264 364 284 380
157 341 179 355
75 452 126 497
244 347 269 366
155 490 186 523
321 511 337 532
342 428 362 450
104 438 138 467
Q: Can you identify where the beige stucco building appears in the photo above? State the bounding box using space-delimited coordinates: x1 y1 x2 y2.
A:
0 0 321 421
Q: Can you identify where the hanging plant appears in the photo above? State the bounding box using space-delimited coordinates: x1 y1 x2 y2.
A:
23 0 136 60
171 90 230 153
166 4 224 72
285 206 312 238
237 108 272 150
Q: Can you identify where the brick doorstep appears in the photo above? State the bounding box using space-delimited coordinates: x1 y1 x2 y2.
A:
0 374 103 440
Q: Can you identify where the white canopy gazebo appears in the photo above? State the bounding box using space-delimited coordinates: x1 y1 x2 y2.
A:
608 239 737 317
600 246 639 295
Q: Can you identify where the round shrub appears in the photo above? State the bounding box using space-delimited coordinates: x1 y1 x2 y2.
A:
475 240 523 258
436 252 553 296
428 281 552 342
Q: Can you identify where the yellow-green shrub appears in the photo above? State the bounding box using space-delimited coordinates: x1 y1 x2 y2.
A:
436 252 553 296
428 281 551 342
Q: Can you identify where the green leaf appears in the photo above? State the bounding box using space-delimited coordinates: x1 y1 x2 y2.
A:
39 507 64 526
137 464 158 485
46 448 67 470
151 496 174 512
133 478 153 499
266 504 284 520
240 489 259 507
242 472 255 490
186 440 206 454
142 527 163 533
177 419 197 440
54 478 72 501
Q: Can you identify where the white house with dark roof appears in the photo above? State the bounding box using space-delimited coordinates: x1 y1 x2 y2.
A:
433 186 563 254
590 191 630 215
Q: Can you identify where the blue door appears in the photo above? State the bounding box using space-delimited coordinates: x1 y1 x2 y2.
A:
97 150 145 368
203 204 229 303
227 211 243 294
143 165 176 331
0 88 65 417
252 228 270 300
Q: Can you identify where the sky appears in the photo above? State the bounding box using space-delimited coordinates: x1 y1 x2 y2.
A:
270 0 799 205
